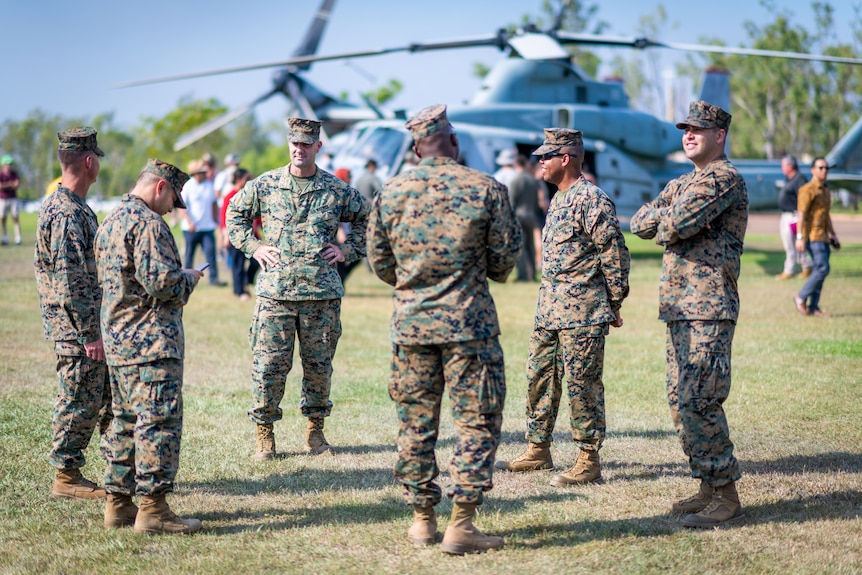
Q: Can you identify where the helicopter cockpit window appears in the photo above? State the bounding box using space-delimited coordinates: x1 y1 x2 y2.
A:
355 128 408 175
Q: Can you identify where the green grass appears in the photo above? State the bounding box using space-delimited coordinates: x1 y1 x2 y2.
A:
1 212 861 574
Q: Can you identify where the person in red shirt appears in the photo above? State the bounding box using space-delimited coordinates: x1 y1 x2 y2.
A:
220 169 259 300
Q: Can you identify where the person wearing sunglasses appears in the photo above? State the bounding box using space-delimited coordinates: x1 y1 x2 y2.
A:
496 128 630 491
794 158 839 317
631 100 748 529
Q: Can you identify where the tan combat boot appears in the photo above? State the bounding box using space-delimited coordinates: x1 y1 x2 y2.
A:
51 469 107 500
305 417 333 455
440 502 504 555
104 493 138 528
671 479 714 514
682 481 743 528
494 442 553 472
253 423 276 461
133 493 203 535
407 505 438 546
550 448 601 487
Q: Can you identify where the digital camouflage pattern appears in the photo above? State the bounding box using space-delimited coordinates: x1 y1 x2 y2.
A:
531 128 584 156
390 338 505 506
227 166 369 301
404 104 448 140
247 297 341 424
629 155 748 322
102 358 184 496
666 320 740 485
95 194 197 366
675 100 732 130
368 153 518 507
56 127 105 156
521 176 628 451
536 176 630 330
51 354 111 470
287 117 322 144
35 185 111 470
630 153 746 487
35 186 102 346
367 156 521 345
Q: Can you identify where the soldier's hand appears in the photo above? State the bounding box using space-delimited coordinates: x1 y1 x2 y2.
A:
610 309 624 328
253 245 282 271
322 242 345 265
184 269 204 285
83 338 105 361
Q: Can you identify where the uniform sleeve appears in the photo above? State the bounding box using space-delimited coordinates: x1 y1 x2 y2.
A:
227 181 263 259
50 214 101 343
588 199 630 310
630 184 674 240
133 221 196 306
340 187 370 265
656 170 744 245
486 181 521 283
366 193 397 286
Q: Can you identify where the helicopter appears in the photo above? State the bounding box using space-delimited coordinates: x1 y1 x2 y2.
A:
120 0 862 219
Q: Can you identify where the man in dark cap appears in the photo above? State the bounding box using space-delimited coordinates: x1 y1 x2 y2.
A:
631 100 748 528
367 104 521 555
35 127 112 500
496 128 630 489
96 159 203 534
227 117 369 461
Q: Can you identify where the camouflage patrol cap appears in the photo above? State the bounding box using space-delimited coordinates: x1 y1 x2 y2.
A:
287 117 322 144
57 127 105 157
532 128 583 156
405 104 449 140
143 158 189 209
676 100 732 130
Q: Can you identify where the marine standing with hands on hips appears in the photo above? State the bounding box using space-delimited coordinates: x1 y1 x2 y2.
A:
631 100 748 528
367 104 521 555
96 159 204 534
227 118 369 461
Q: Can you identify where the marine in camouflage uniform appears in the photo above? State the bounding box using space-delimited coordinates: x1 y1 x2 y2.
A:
630 100 748 528
367 104 520 554
495 129 630 487
96 159 204 534
35 127 111 499
227 118 369 458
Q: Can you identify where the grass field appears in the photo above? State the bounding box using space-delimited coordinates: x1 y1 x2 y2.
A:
1 211 860 574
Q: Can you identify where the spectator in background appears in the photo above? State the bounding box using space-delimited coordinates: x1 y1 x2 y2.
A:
178 160 225 286
221 168 258 300
0 154 22 245
775 155 812 280
214 153 241 201
508 155 540 281
354 159 383 201
493 148 517 189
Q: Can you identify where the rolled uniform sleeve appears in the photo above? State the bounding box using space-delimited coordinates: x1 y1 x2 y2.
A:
657 168 745 245
631 186 673 241
339 188 370 265
227 182 263 259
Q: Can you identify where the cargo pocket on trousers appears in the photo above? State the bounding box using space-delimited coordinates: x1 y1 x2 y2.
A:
685 351 730 414
477 351 506 416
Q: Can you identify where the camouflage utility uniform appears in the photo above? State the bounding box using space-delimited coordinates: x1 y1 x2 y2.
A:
35 185 111 471
630 153 748 487
526 176 629 451
367 155 521 507
227 166 368 424
96 193 197 496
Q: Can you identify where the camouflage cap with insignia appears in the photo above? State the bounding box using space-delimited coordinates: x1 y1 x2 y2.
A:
676 100 732 130
57 127 105 157
143 159 189 209
532 128 583 156
287 117 322 144
405 104 449 140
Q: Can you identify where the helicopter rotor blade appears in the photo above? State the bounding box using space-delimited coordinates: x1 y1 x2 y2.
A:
554 32 862 66
293 0 336 70
173 88 279 152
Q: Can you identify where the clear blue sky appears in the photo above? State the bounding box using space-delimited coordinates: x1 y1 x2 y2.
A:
4 0 859 130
